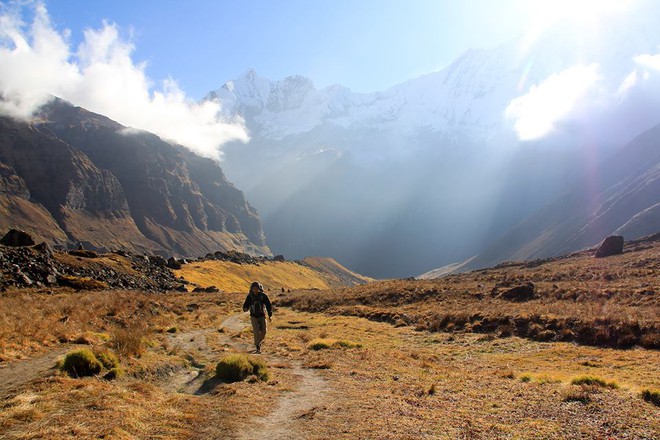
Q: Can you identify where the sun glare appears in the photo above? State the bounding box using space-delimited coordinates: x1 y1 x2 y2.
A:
523 0 633 48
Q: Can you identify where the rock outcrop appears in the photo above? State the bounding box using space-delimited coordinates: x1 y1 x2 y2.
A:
493 282 536 302
595 236 624 258
0 242 185 292
0 229 35 247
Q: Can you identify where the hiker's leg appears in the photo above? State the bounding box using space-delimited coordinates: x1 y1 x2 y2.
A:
250 316 261 350
256 317 267 346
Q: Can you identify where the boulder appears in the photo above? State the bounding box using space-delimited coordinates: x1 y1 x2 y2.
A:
1 229 35 247
166 257 182 270
273 254 286 262
595 236 624 258
496 282 536 302
147 255 167 268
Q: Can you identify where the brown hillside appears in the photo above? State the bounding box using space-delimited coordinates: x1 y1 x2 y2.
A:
0 100 268 257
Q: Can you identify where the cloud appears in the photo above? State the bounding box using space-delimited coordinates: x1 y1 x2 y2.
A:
634 51 660 71
505 64 600 140
0 2 247 159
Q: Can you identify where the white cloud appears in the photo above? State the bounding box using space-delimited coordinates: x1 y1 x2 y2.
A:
634 51 660 71
505 64 600 140
0 2 247 159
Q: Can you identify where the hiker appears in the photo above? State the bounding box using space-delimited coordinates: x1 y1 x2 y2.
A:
243 281 272 353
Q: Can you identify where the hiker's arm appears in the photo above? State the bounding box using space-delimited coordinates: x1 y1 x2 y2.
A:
242 295 251 312
264 295 273 317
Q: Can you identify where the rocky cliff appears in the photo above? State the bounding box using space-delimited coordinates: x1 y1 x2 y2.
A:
0 99 269 257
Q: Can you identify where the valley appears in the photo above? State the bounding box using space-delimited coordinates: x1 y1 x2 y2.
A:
1 3 659 438
0 235 657 439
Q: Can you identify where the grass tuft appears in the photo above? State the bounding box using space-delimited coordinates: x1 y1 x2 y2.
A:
215 354 269 383
94 349 120 370
308 338 362 350
111 324 147 357
60 349 103 378
570 375 619 389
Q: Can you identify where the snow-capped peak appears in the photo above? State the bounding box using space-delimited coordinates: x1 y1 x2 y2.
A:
207 16 660 141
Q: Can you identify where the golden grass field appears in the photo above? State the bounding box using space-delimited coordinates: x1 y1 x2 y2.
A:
174 256 372 293
0 239 658 439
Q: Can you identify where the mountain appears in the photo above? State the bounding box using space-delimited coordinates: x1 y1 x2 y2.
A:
0 99 269 257
207 17 660 278
420 122 660 278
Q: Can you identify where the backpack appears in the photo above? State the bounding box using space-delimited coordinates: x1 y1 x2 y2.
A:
250 295 265 317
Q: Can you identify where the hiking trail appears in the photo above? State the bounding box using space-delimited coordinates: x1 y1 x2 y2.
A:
0 346 70 399
169 312 329 440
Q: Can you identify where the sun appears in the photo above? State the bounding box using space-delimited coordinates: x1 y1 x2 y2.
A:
523 0 634 48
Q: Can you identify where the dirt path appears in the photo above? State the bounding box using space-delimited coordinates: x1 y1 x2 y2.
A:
220 313 330 440
237 361 328 440
0 346 70 399
1 313 329 439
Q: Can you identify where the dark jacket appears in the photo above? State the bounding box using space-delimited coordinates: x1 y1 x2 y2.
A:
243 291 272 317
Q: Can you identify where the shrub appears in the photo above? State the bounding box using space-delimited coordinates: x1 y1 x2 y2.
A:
60 349 103 377
641 389 660 407
639 333 660 350
616 332 639 349
520 374 532 383
534 330 556 342
571 376 619 389
215 354 269 383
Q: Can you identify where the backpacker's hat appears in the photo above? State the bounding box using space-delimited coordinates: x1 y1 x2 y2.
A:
250 281 264 292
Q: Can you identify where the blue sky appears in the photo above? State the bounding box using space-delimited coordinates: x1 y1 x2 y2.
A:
42 0 532 99
3 0 651 158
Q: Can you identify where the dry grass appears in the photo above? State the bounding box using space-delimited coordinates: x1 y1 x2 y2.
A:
0 290 282 439
261 308 660 439
1 239 658 439
282 239 660 349
0 289 175 362
174 258 366 292
0 291 658 439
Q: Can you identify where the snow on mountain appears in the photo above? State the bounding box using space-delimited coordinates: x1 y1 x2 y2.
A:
203 15 660 278
207 56 517 140
208 14 660 147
